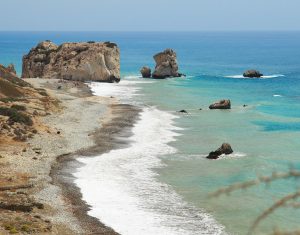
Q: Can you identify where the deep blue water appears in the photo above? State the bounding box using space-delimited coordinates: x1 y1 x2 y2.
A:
1 32 300 235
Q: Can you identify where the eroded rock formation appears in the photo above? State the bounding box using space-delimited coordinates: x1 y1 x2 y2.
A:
22 41 120 82
152 49 182 79
6 64 16 75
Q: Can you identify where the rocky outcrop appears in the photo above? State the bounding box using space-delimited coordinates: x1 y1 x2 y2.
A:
140 66 151 78
22 41 120 82
243 70 263 78
209 99 231 109
152 49 182 79
6 64 16 75
207 143 233 159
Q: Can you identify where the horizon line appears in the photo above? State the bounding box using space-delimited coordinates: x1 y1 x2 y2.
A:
1 30 300 33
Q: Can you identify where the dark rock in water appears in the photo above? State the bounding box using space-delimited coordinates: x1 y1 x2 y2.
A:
178 110 188 114
140 66 151 78
243 104 248 107
243 70 263 78
152 49 182 79
209 99 231 109
199 108 202 110
207 143 233 159
6 64 16 75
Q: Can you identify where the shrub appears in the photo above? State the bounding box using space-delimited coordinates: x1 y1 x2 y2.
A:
0 97 19 103
11 104 26 111
0 107 33 126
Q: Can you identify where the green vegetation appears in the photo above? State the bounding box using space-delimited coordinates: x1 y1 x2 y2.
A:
0 97 19 103
0 107 33 126
4 224 19 234
11 104 26 111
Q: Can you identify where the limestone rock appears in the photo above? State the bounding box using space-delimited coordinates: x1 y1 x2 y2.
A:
152 49 181 79
243 70 263 78
22 40 120 82
6 64 16 75
140 66 151 78
209 99 231 109
207 143 233 159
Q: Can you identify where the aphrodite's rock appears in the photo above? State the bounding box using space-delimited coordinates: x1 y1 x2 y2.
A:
140 66 151 78
22 40 120 82
207 143 233 159
152 49 181 79
6 64 16 74
209 99 231 109
243 70 263 78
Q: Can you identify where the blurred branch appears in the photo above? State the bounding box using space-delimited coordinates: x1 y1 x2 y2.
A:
249 191 300 234
209 170 300 198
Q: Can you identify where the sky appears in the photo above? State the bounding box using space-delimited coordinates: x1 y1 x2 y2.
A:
1 0 300 31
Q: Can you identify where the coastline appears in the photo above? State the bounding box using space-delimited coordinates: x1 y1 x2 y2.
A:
0 78 140 234
50 103 140 235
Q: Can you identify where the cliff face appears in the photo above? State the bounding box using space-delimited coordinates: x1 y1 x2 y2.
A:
22 41 120 82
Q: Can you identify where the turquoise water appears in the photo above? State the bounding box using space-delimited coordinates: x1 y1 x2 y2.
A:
1 32 300 234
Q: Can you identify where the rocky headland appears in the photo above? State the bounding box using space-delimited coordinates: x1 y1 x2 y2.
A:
22 41 120 82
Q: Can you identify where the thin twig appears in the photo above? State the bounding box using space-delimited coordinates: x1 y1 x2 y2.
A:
248 191 300 235
209 170 300 198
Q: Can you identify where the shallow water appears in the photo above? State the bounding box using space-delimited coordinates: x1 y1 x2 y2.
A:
1 31 300 234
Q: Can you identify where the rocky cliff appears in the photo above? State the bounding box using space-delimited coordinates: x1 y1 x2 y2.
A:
22 41 120 82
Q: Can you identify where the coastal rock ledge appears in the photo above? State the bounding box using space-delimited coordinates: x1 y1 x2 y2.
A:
22 40 120 82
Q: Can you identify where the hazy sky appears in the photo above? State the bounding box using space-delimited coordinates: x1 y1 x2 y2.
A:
1 0 299 31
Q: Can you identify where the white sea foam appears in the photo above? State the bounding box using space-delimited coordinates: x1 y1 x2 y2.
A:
77 79 225 234
273 94 283 97
225 74 285 79
74 107 225 235
217 152 247 160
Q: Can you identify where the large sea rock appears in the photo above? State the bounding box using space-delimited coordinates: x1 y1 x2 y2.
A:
209 99 231 109
152 49 181 79
22 41 120 82
207 143 233 159
243 70 263 78
140 66 151 78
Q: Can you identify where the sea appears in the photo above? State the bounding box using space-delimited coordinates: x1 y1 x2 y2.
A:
1 31 300 235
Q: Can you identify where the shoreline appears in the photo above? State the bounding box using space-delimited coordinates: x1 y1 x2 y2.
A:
50 103 140 234
0 78 140 234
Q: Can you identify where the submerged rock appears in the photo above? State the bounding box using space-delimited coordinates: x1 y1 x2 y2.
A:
207 143 233 159
140 66 151 78
152 49 182 79
209 99 231 109
177 109 188 114
243 70 263 78
22 40 120 82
